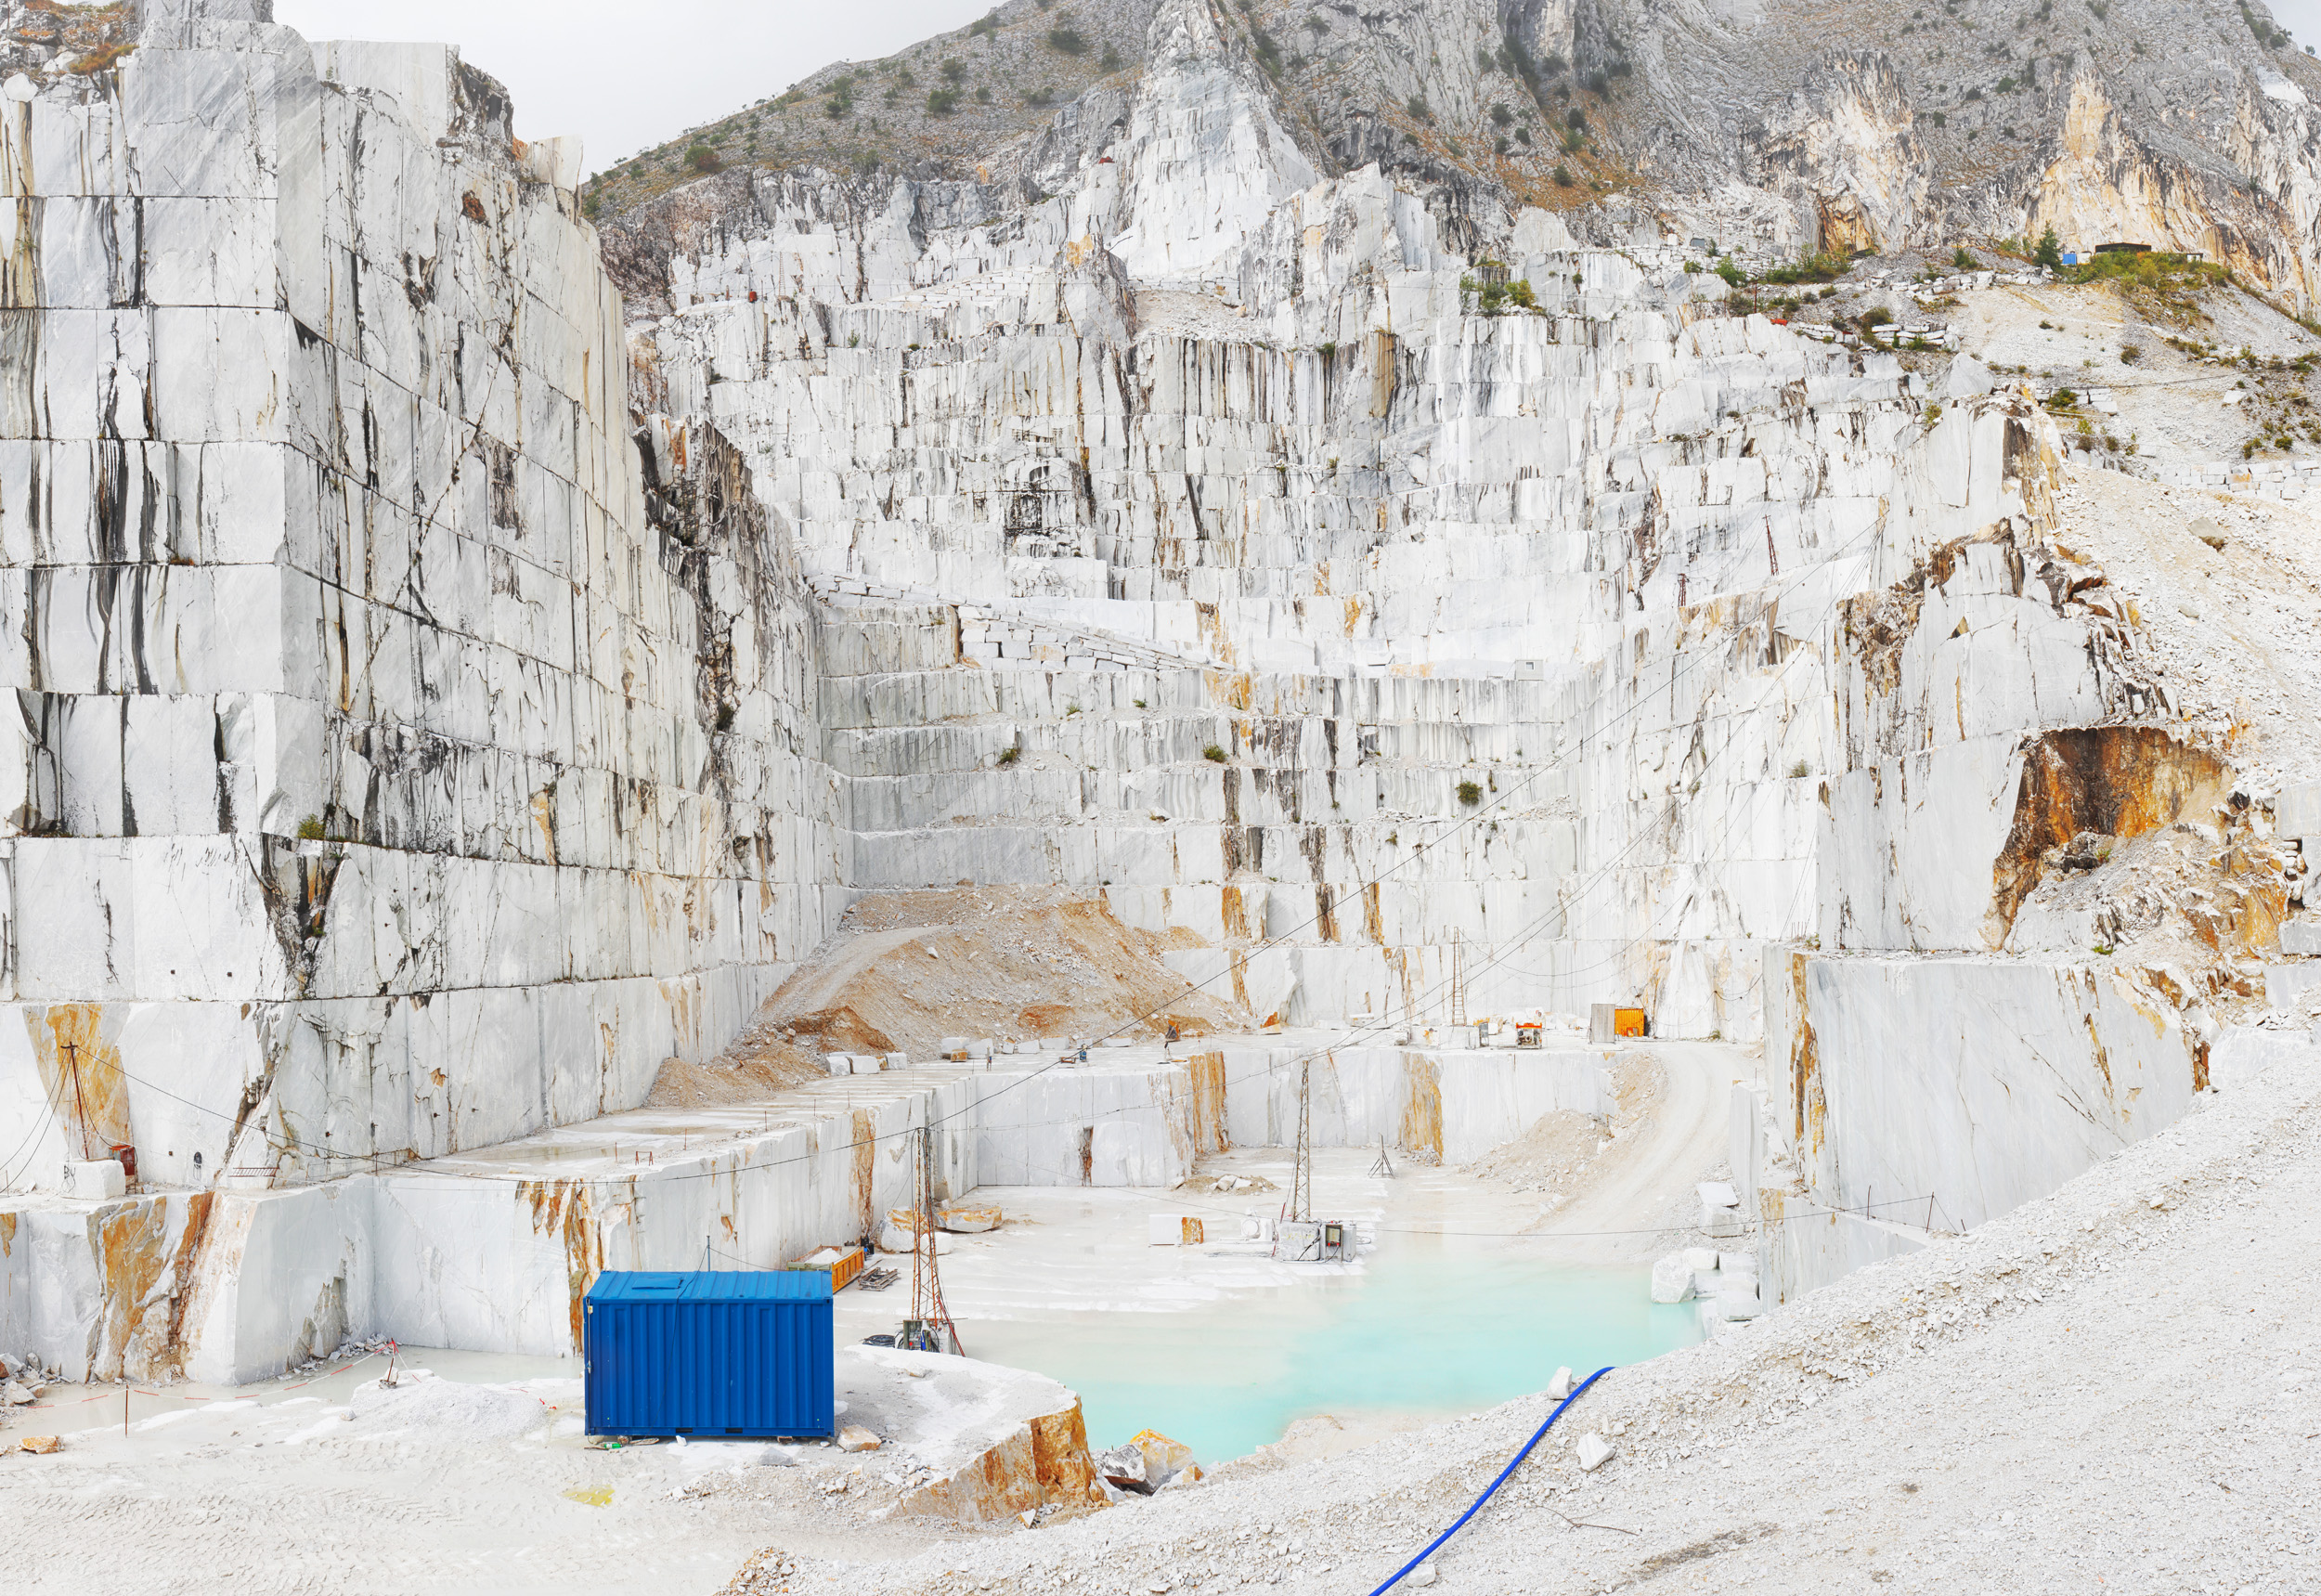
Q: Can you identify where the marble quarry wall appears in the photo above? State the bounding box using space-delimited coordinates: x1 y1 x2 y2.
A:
0 11 837 1203
0 0 2294 1380
630 0 2157 1058
627 0 2262 1310
0 1056 1199 1382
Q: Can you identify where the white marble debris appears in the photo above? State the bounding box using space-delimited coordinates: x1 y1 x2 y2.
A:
1575 1432 1614 1472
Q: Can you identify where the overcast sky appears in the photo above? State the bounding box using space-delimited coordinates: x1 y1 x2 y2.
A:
2278 0 2321 44
273 2 992 175
276 0 2321 180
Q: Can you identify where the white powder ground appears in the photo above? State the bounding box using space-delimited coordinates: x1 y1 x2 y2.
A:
347 1370 561 1440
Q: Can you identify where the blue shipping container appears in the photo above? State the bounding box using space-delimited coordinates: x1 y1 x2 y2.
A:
584 1270 835 1439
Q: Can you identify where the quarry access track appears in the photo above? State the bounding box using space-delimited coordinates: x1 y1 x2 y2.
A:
1526 1041 1743 1262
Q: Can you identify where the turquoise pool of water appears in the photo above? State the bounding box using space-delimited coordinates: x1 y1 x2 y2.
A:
960 1234 1703 1463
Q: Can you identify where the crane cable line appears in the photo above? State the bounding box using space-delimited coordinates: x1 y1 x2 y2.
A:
14 370 1964 1195
133 471 1905 1196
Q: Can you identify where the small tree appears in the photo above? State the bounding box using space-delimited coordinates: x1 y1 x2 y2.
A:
2034 225 2063 271
685 144 721 174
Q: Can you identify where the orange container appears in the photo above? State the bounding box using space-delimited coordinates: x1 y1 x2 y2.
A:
1613 1006 1648 1038
793 1245 864 1291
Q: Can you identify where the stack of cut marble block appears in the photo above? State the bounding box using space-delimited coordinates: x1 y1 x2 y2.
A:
0 12 838 1196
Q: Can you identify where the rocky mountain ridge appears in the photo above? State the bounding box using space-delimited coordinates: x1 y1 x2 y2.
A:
598 0 2321 305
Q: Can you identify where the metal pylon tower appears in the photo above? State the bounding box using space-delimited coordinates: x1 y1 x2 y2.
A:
1289 1054 1319 1223
1447 929 1468 1028
907 1123 963 1356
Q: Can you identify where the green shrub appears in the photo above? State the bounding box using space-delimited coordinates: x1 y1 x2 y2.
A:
969 10 999 38
2061 251 2227 295
684 144 720 173
1045 25 1088 54
940 58 966 84
997 746 1020 766
1552 163 1575 187
1203 744 1228 763
1457 780 1483 806
1407 94 1433 123
1490 102 1514 127
1101 45 1122 71
927 88 961 115
1951 245 1977 269
1755 251 1848 285
295 814 327 841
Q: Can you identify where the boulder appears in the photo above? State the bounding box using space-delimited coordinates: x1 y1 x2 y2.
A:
61 1161 125 1200
1131 1429 1195 1483
1098 1441 1152 1493
879 1225 953 1255
1941 356 1996 398
1575 1432 1614 1472
938 1203 1003 1234
1650 1254 1695 1304
1545 1366 1575 1399
847 1347 1107 1525
837 1425 883 1452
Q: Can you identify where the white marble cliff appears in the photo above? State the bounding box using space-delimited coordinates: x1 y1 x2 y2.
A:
0 0 2302 1379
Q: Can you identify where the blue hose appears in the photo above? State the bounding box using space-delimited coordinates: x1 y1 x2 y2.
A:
1365 1366 1614 1596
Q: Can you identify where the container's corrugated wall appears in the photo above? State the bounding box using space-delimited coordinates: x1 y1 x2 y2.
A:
583 1273 834 1437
